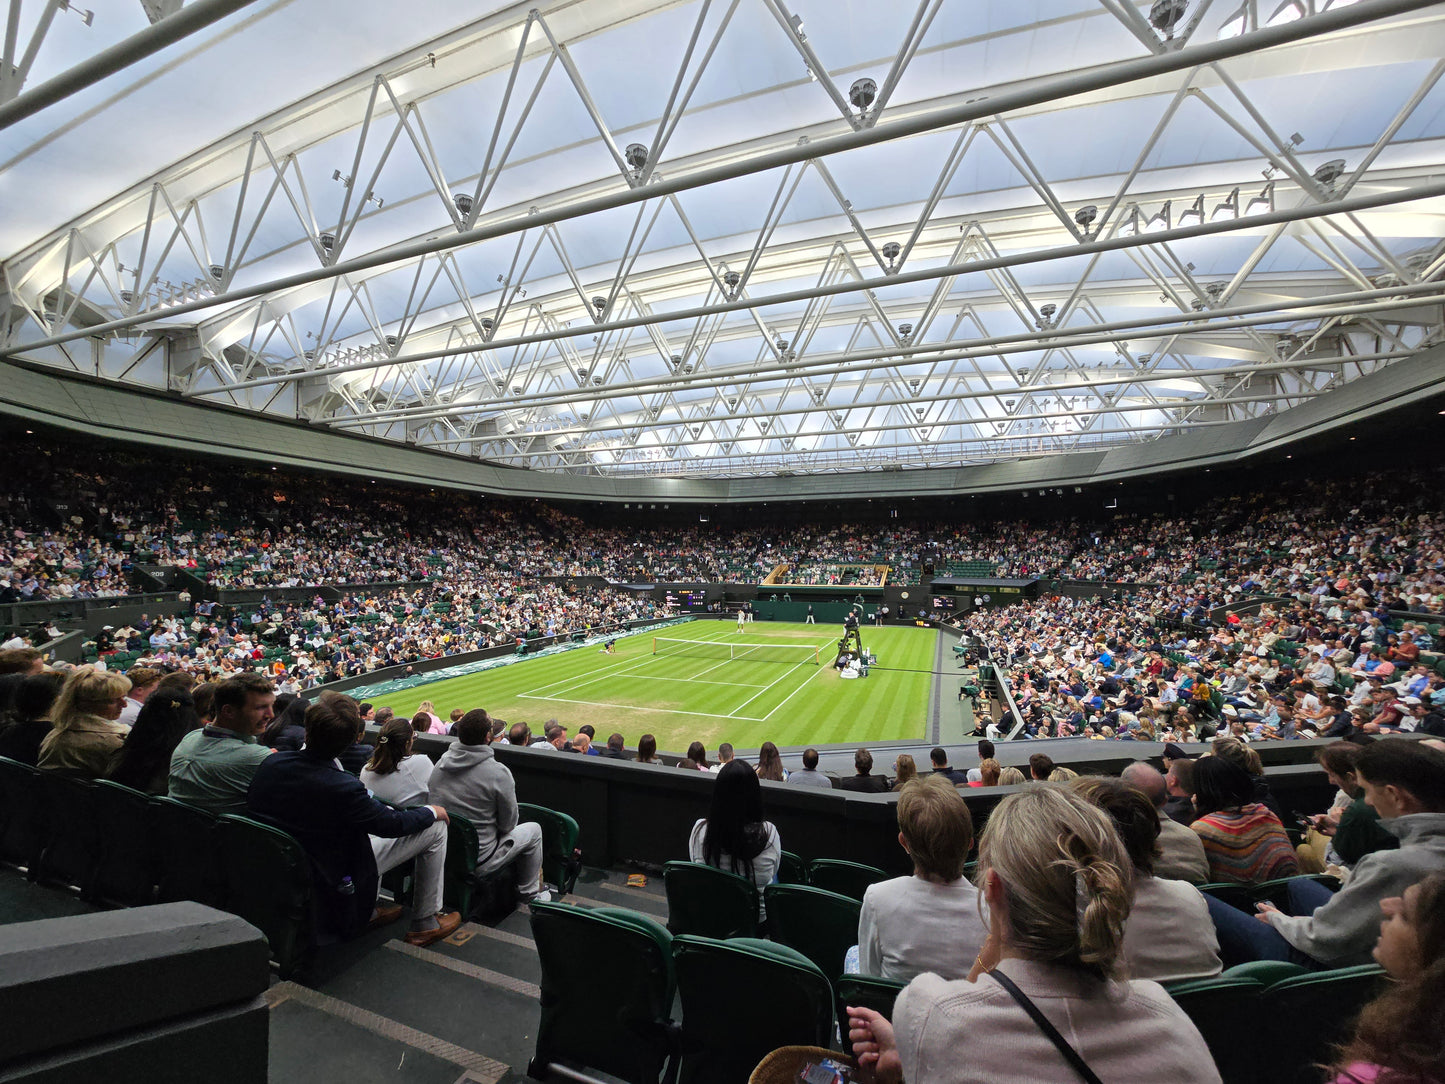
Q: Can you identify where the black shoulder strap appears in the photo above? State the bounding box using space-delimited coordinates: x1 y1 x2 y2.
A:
988 969 1104 1084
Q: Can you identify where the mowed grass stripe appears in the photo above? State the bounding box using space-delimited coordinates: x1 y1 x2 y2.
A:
370 621 937 752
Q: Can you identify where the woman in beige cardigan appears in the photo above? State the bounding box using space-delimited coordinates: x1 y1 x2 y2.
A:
37 666 132 778
847 786 1222 1083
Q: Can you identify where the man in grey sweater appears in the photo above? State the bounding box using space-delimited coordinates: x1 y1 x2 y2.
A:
1209 739 1445 966
428 709 550 904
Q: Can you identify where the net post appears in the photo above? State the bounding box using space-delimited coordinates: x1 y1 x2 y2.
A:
652 637 657 655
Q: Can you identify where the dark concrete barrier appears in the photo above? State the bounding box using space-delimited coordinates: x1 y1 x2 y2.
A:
0 902 269 1082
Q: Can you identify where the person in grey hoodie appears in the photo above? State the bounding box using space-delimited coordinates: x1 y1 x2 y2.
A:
1208 739 1445 967
428 708 550 904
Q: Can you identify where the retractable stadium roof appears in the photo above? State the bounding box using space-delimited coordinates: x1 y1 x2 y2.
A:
2 0 1444 482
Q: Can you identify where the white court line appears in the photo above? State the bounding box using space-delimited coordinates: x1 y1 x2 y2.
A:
516 692 762 722
758 640 840 722
629 675 770 688
725 639 835 718
522 650 661 694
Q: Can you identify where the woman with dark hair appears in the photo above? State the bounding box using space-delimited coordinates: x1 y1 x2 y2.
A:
0 670 64 766
360 718 431 807
1330 872 1445 1084
106 689 202 794
682 740 708 770
688 759 781 920
755 740 787 782
1190 755 1299 884
636 733 658 764
262 694 307 751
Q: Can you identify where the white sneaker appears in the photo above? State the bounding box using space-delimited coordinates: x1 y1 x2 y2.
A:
525 890 553 906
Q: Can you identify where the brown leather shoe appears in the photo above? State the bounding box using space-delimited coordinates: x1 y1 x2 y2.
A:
368 904 404 930
404 911 462 948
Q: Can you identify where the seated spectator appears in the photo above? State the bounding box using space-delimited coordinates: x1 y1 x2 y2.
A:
541 721 568 751
575 724 600 756
118 666 162 728
415 700 446 734
0 647 44 675
966 739 995 784
636 733 659 765
1165 756 1197 824
681 741 708 770
0 670 64 765
1210 740 1445 968
1297 742 1398 873
839 748 890 793
786 747 832 788
971 763 1005 792
929 746 967 785
997 766 1027 786
262 696 308 752
506 722 532 747
1328 872 1445 1084
411 710 441 740
569 732 593 755
846 786 1220 1084
857 776 987 982
360 717 432 807
37 667 132 777
167 673 276 815
1028 752 1056 781
1047 766 1079 782
708 742 734 773
1190 756 1299 884
755 740 786 781
1211 737 1284 823
427 709 550 905
248 693 460 946
602 732 628 759
1075 776 1221 982
689 760 781 921
891 754 917 791
1120 762 1209 883
106 688 202 795
336 704 374 775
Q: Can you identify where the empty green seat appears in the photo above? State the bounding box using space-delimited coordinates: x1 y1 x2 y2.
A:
1260 965 1387 1084
777 850 807 885
1166 975 1265 1084
663 861 759 939
31 773 100 894
529 902 677 1084
90 779 158 908
806 859 888 902
213 814 314 978
673 936 833 1084
834 973 907 1034
519 801 582 896
764 884 861 980
0 756 42 870
151 795 223 907
1221 960 1308 987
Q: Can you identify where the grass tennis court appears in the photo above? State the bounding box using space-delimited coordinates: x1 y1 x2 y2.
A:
368 620 941 753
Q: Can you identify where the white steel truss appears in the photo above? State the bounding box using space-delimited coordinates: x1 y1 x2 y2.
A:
3 0 1445 478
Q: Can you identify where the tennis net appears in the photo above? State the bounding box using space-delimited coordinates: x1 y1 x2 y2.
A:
651 636 820 665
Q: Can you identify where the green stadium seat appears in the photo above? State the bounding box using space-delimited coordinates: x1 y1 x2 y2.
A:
834 973 907 1033
528 902 678 1084
1198 882 1257 912
30 772 101 895
1260 965 1388 1084
672 936 833 1084
1165 975 1266 1084
777 850 807 885
213 814 315 978
1221 960 1308 987
0 756 42 870
806 859 889 902
1251 873 1341 910
518 802 582 896
89 779 158 908
763 884 861 980
151 796 223 907
663 861 759 939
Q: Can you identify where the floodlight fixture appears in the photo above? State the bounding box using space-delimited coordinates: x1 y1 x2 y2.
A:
624 143 649 171
480 317 495 338
208 264 224 281
1313 158 1347 186
591 296 607 312
1074 204 1098 229
1178 194 1206 228
898 322 914 338
881 241 901 268
319 233 336 252
849 77 878 112
1211 187 1240 221
1144 200 1173 233
1039 303 1058 321
1149 0 1189 33
723 271 741 289
1246 182 1275 215
454 193 474 215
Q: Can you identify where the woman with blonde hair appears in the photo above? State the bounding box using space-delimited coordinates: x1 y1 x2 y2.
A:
891 754 917 792
415 700 447 735
998 766 1026 786
848 786 1221 1084
38 666 132 778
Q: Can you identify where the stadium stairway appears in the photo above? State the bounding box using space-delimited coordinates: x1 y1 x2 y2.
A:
0 861 673 1084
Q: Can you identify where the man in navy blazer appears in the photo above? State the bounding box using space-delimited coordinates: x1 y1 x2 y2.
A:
247 691 461 947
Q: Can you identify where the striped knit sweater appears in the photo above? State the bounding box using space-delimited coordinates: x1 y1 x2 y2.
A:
1191 804 1300 884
